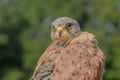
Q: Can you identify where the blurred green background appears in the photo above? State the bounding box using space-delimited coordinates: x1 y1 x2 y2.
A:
0 0 120 80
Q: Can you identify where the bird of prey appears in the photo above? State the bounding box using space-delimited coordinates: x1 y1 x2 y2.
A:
30 17 105 80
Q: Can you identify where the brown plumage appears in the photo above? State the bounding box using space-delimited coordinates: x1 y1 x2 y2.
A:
30 17 105 80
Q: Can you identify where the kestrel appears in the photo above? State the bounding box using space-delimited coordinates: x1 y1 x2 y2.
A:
30 17 105 80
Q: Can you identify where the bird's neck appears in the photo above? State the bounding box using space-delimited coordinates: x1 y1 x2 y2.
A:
54 32 81 48
54 37 72 48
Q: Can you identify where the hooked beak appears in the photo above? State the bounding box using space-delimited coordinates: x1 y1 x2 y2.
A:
56 26 64 37
58 30 62 37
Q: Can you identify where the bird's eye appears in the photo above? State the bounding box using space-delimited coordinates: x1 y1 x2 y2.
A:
66 23 72 29
52 26 56 31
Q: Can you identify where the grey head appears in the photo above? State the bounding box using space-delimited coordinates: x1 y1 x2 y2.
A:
51 17 81 42
51 17 81 40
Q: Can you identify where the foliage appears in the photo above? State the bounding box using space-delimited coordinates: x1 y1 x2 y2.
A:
0 0 120 80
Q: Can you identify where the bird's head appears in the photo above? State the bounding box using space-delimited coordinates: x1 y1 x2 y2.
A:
51 17 81 47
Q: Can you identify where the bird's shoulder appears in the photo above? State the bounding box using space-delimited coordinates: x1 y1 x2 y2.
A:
70 32 97 45
30 42 61 80
38 42 61 64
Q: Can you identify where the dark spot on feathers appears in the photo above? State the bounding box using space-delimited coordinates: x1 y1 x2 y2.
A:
80 45 82 47
86 53 89 57
76 72 79 75
89 64 91 67
76 42 80 44
79 67 81 70
72 60 74 64
55 51 60 53
79 53 82 58
66 50 69 53
79 56 82 58
84 61 87 64
48 78 50 80
56 69 59 72
72 72 75 76
60 57 63 59
71 47 74 49
94 50 97 56
80 53 82 55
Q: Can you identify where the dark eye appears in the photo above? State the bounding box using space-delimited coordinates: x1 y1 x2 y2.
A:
66 23 72 29
52 25 56 31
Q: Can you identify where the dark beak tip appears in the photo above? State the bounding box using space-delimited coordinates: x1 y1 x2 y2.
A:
58 30 62 37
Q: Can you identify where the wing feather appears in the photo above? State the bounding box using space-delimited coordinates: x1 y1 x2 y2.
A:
30 43 60 80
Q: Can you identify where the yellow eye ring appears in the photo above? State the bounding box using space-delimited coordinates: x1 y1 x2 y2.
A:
66 23 72 29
